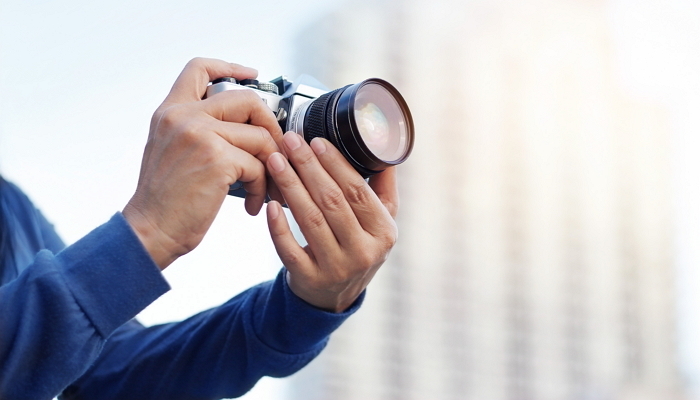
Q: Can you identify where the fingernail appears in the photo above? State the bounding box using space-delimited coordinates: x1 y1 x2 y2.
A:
310 138 326 155
269 152 286 172
284 132 302 151
268 201 280 219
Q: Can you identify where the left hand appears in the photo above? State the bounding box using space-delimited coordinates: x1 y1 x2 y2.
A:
265 131 399 312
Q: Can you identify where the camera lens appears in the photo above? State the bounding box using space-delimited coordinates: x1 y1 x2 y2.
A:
354 83 410 162
301 78 414 177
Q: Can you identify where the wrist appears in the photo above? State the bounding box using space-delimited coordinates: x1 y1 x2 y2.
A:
123 201 180 270
285 270 361 313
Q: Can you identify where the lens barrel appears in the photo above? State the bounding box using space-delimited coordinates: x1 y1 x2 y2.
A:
301 78 414 177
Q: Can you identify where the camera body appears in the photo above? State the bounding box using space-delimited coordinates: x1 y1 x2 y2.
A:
207 75 333 198
206 74 414 199
207 75 329 138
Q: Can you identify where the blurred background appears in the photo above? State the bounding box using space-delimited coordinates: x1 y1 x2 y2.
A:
1 0 699 399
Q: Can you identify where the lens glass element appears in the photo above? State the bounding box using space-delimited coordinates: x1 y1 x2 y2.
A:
353 83 410 162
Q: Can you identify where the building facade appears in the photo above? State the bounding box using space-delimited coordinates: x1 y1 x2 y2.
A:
288 1 679 399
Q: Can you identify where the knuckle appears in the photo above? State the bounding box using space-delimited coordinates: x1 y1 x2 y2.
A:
357 248 378 270
243 91 277 122
274 168 298 188
294 150 316 168
177 121 203 145
242 89 264 107
251 157 266 174
318 187 346 212
274 173 297 192
159 106 182 129
385 220 399 247
377 221 399 252
388 230 398 249
242 163 266 186
269 123 283 137
153 106 193 141
150 108 164 128
186 57 207 69
345 180 372 205
255 126 276 153
302 208 327 231
280 248 303 267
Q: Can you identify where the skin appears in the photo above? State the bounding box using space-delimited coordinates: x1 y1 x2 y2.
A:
266 134 399 312
123 57 399 312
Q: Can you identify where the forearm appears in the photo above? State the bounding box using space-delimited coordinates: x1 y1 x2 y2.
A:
62 268 363 400
0 213 169 400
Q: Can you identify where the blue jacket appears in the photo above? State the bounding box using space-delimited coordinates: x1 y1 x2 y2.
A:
0 180 362 400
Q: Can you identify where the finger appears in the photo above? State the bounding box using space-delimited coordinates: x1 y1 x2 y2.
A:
267 179 285 204
266 152 339 254
368 166 399 219
310 138 394 235
223 146 267 215
199 89 285 154
281 132 364 247
164 58 257 104
266 201 313 276
209 119 284 202
209 120 280 162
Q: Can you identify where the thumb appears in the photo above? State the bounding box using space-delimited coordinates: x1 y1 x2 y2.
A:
368 166 399 219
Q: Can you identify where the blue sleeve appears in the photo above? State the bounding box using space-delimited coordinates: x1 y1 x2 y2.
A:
0 213 170 400
61 269 364 400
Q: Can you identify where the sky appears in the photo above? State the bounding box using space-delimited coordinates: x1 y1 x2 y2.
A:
0 1 342 398
1 0 700 398
606 0 700 392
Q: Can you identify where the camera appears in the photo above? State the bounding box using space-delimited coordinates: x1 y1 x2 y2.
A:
205 75 415 198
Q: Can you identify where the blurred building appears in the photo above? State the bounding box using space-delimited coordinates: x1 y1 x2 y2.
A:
288 0 679 399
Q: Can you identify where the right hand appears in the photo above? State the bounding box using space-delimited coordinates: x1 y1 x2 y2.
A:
123 57 283 270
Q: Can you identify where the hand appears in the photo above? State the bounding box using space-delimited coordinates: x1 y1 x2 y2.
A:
265 132 399 312
123 58 284 270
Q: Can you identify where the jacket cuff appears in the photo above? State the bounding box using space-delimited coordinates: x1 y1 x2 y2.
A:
56 212 170 338
253 268 364 355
